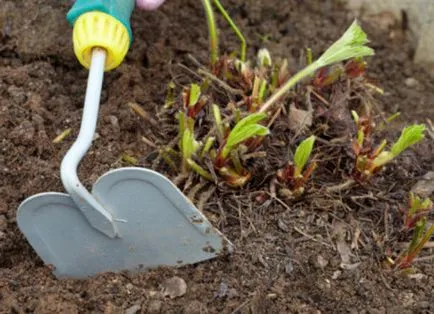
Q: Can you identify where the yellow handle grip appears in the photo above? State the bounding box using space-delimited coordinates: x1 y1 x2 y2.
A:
72 12 130 71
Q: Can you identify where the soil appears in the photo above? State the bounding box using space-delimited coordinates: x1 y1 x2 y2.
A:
1 0 433 313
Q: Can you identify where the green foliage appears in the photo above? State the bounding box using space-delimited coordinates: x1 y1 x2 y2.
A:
294 135 316 177
260 19 374 113
404 192 433 229
257 48 272 67
221 113 269 159
351 110 359 123
384 193 433 270
152 3 434 274
201 136 216 158
276 135 317 197
316 20 374 67
409 192 433 215
201 0 247 66
188 83 201 107
202 0 218 66
351 110 426 181
211 0 246 62
164 81 176 109
391 124 426 157
186 158 213 181
212 104 224 140
396 219 434 269
373 124 425 168
181 128 200 162
177 112 200 172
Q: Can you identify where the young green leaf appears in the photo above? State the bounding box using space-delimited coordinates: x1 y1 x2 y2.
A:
121 153 138 165
212 0 247 62
371 151 392 168
405 192 433 228
258 80 267 102
398 219 434 269
257 48 272 67
201 136 216 158
221 113 269 159
164 81 176 109
182 128 200 162
391 124 425 157
294 135 315 177
186 158 213 181
212 104 224 140
386 112 401 123
260 19 374 113
351 110 359 123
373 124 425 168
223 125 269 158
202 0 218 66
357 130 364 147
373 139 388 157
306 47 313 65
189 83 201 107
231 112 268 135
178 111 186 136
410 193 433 214
316 20 374 67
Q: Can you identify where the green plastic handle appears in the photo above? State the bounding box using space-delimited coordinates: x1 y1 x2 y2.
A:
66 0 135 43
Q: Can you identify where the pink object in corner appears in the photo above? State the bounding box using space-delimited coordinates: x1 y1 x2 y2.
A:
70 0 166 11
136 0 166 10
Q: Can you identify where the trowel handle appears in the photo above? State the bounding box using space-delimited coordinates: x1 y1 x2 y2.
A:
66 0 135 40
66 0 136 71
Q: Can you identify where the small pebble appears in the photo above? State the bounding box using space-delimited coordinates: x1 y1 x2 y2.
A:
267 293 278 300
161 276 187 299
404 77 419 87
215 282 228 298
125 304 141 314
108 115 120 130
285 260 294 274
316 255 329 269
408 273 426 280
147 300 162 313
411 171 434 197
331 270 342 280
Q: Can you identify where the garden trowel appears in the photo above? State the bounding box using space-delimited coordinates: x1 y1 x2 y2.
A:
16 0 233 279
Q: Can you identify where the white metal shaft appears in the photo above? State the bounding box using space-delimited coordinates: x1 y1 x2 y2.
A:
60 48 118 238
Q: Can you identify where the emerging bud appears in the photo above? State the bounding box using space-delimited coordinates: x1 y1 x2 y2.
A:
257 48 272 67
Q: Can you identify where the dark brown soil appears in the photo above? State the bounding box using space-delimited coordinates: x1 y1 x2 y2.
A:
1 0 433 313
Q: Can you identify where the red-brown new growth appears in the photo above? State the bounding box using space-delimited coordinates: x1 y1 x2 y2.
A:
312 58 366 89
350 113 385 181
312 64 344 89
401 194 433 230
277 161 317 193
214 55 254 92
344 58 367 78
182 87 209 119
